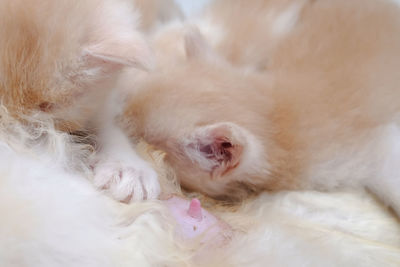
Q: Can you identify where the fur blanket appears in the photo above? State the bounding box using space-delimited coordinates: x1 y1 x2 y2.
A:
0 111 399 267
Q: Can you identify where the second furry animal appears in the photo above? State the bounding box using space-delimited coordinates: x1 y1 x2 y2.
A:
120 0 400 214
0 0 160 202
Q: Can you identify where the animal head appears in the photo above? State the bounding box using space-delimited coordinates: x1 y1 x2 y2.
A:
0 0 152 130
125 0 400 201
123 26 273 200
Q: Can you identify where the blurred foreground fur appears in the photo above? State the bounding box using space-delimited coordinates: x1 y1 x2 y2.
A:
2 104 400 267
0 106 194 267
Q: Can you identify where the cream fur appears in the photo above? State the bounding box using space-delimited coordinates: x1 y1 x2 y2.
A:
121 0 400 212
0 0 166 202
2 0 400 266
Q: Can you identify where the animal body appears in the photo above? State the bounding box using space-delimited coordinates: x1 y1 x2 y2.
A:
2 1 400 266
0 0 161 202
121 0 400 214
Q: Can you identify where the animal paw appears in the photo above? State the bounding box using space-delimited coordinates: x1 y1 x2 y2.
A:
93 160 161 202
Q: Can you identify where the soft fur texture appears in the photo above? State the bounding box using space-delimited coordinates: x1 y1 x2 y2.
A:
1 108 400 267
205 190 400 267
0 0 164 202
121 0 400 215
0 0 151 127
0 110 190 267
2 0 400 266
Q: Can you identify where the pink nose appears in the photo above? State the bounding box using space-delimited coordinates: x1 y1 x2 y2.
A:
187 198 203 221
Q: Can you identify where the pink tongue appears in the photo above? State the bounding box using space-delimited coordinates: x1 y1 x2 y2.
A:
187 198 203 221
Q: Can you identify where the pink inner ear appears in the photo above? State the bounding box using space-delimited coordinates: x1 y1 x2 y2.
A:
199 139 234 162
197 126 243 178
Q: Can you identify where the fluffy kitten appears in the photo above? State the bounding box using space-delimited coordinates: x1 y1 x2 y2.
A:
120 0 400 214
0 0 160 201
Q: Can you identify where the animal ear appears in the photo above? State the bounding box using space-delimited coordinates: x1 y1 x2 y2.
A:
184 123 245 178
82 32 154 76
184 25 216 61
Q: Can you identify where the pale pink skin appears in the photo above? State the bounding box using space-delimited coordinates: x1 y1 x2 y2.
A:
163 196 232 245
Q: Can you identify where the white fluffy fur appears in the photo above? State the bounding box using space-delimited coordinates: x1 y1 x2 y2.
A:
366 123 400 214
92 90 161 202
1 119 400 266
208 191 400 267
0 111 187 267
